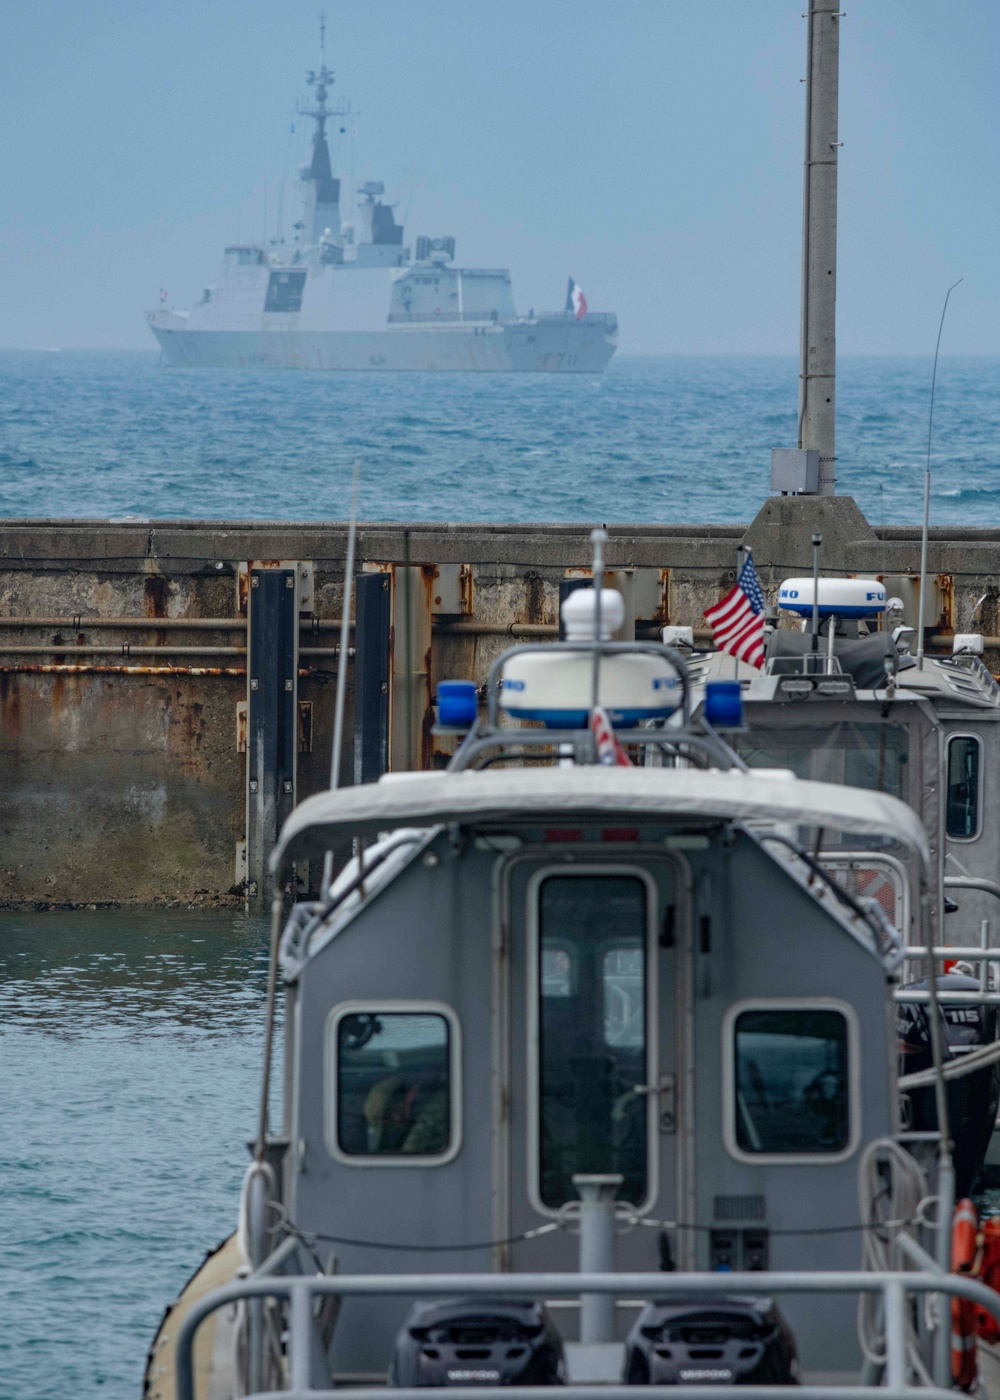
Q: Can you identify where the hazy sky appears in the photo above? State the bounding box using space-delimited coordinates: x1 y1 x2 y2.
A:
1 0 996 353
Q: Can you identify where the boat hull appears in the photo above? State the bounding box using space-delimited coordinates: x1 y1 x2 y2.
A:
147 315 617 373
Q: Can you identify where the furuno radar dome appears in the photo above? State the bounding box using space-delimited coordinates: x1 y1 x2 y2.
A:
777 578 886 619
499 588 681 728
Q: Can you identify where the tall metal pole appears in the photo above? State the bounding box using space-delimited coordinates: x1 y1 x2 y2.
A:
915 279 963 669
810 532 822 662
797 1 841 495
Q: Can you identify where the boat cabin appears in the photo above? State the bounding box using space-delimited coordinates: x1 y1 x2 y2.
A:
268 764 922 1382
685 577 1000 954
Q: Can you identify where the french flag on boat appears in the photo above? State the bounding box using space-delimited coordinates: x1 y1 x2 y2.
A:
703 550 767 669
566 277 588 320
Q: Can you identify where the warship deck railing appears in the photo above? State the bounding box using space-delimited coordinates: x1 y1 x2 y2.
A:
175 1268 1000 1400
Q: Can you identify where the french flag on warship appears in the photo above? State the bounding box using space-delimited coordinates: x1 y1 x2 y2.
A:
566 277 588 320
703 550 767 669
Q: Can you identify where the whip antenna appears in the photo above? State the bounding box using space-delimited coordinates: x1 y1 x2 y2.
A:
915 279 963 668
322 462 361 893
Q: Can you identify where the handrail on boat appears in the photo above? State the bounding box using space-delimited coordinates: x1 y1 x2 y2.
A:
943 875 1000 903
175 1268 1000 1400
230 1391 954 1400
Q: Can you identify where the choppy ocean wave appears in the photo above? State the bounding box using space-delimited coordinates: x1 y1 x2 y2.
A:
1 351 997 525
937 486 1000 502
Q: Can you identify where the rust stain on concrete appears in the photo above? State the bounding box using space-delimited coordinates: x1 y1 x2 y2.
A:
522 570 546 625
143 575 172 618
0 672 20 737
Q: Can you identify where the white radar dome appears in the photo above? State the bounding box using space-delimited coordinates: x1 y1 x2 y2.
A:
777 578 886 619
561 587 625 642
500 651 679 729
499 587 679 729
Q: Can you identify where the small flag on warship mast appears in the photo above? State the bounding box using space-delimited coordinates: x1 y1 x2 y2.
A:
704 550 767 669
566 278 588 320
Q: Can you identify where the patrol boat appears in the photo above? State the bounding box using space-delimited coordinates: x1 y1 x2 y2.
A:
144 534 1000 1400
682 572 1000 1203
146 35 617 374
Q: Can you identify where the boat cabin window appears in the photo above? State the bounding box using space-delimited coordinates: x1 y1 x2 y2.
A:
946 734 982 840
735 722 908 804
535 874 651 1209
727 1003 857 1161
329 1004 460 1164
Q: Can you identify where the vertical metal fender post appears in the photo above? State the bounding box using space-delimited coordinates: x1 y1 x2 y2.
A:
798 0 841 494
289 1279 314 1394
247 568 299 912
573 1173 623 1344
354 572 391 784
883 1279 907 1390
933 1156 955 1388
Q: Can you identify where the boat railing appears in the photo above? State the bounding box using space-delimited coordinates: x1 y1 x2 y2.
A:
534 310 618 327
900 877 1000 988
175 1267 1000 1400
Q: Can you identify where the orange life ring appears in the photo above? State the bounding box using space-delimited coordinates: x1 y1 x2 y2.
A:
975 1217 1000 1344
952 1198 980 1390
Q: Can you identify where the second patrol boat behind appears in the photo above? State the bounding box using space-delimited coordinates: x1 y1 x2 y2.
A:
147 31 617 374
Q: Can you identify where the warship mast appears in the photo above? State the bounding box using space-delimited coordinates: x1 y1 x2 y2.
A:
297 12 350 244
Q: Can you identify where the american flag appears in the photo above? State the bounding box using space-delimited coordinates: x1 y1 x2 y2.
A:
703 551 767 669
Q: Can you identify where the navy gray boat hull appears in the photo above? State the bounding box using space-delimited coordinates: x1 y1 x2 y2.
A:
148 313 617 373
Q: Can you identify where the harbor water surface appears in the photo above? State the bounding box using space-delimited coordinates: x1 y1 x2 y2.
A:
0 911 271 1398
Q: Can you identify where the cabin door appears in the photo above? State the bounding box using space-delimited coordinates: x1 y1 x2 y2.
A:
502 856 683 1296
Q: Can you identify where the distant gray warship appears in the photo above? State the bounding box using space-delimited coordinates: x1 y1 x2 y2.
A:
147 37 617 373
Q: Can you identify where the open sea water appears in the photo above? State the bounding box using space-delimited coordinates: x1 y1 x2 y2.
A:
1 351 998 524
1 351 1000 1399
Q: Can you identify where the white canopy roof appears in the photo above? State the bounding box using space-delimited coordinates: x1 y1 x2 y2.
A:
271 766 929 874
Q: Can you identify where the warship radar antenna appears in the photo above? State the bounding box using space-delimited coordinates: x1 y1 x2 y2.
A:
298 11 351 141
297 13 353 242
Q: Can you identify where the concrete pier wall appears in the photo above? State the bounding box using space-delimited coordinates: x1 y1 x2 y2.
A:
1 510 998 907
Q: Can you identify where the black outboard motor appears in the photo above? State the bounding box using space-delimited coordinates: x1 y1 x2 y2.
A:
390 1298 565 1387
623 1297 799 1386
898 968 1000 1198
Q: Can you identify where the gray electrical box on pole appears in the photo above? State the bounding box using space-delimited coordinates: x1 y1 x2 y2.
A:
771 447 820 494
797 0 840 494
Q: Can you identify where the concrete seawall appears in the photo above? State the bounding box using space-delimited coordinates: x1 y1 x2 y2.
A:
2 504 999 907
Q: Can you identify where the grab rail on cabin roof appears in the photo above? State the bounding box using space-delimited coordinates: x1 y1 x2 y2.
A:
449 720 745 773
176 1269 1000 1400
